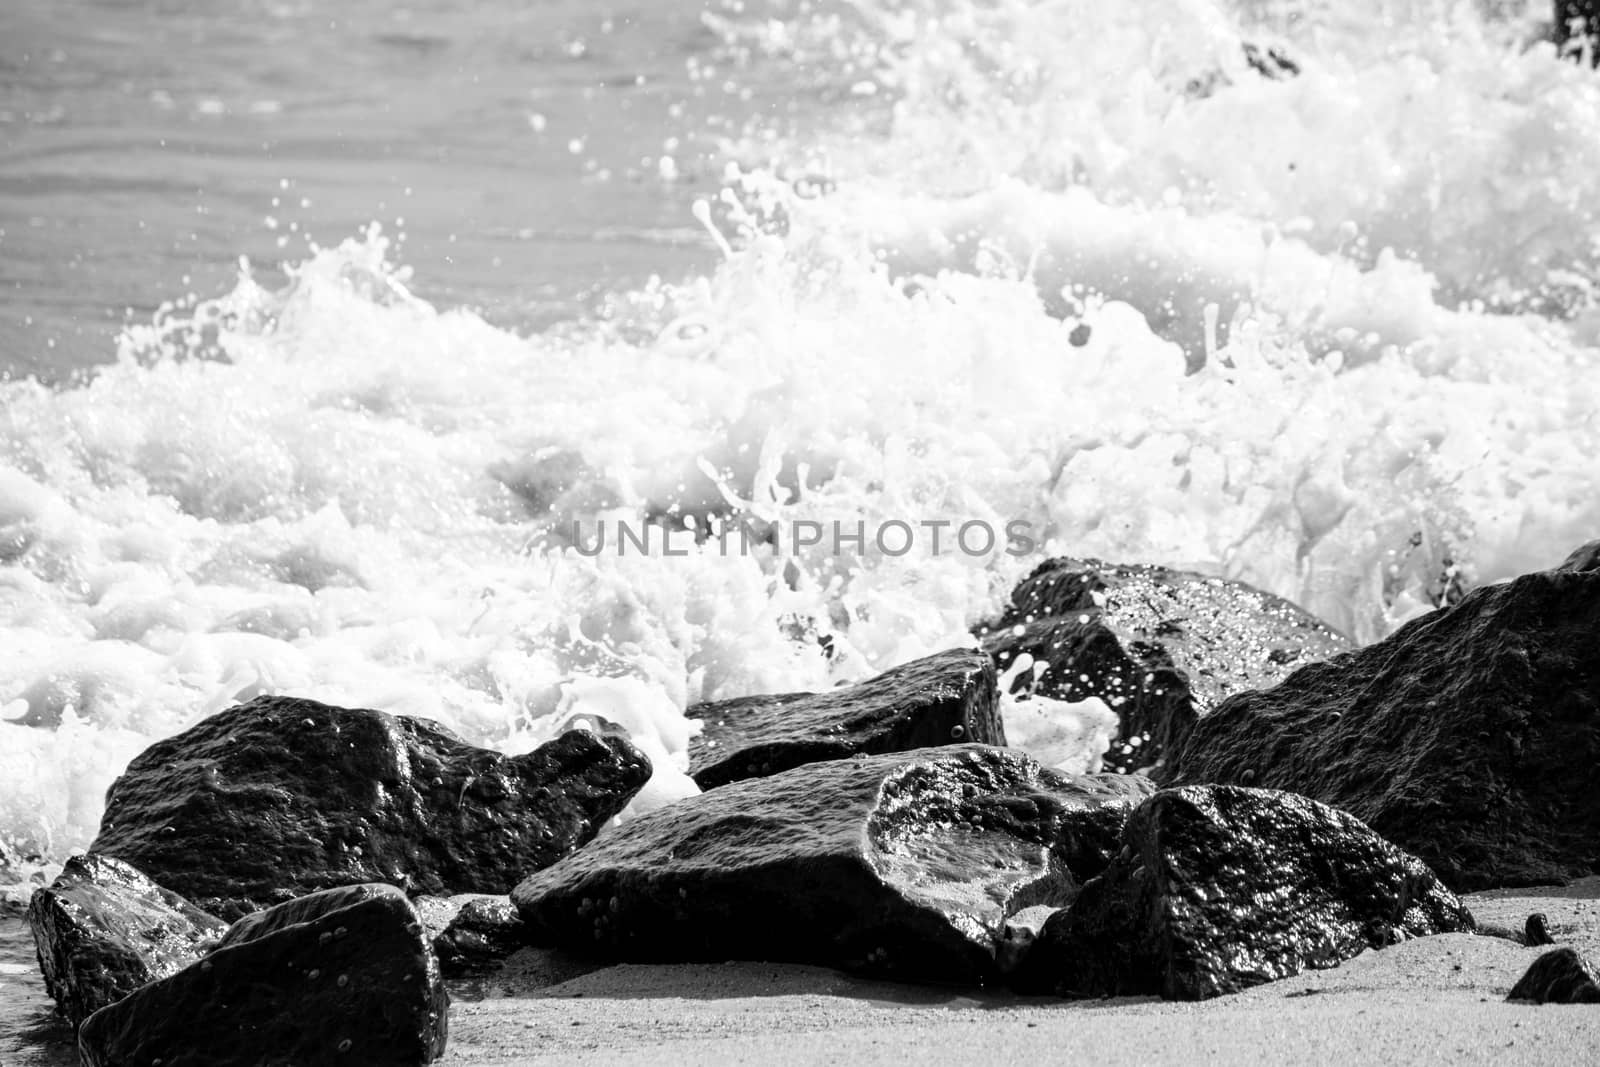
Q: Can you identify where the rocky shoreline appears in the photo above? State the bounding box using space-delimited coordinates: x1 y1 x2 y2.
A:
9 546 1600 1063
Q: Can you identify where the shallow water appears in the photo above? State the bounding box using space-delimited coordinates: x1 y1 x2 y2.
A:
0 0 743 380
2 0 1599 873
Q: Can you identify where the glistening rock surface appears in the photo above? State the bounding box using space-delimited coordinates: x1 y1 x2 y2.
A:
978 558 1347 773
1010 785 1473 1000
686 648 1003 789
513 745 1145 986
414 894 527 977
26 853 227 1027
1162 561 1600 889
77 883 448 1066
90 696 652 918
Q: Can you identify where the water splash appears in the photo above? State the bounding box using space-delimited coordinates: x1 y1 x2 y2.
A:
2 0 1597 869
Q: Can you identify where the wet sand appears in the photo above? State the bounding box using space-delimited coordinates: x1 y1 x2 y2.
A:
6 882 1599 1066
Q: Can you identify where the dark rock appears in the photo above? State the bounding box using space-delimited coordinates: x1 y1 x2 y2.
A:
1049 771 1157 883
91 696 652 918
1475 911 1555 946
414 894 527 976
687 648 1004 789
978 558 1348 774
78 883 448 1065
26 853 227 1027
1558 538 1600 572
1161 563 1600 890
1475 912 1557 947
513 745 1142 986
1555 2 1600 65
1507 947 1600 1003
1011 785 1473 1000
995 905 1059 978
1241 41 1300 80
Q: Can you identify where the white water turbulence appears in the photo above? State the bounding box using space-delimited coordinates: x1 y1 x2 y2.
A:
3 0 1599 878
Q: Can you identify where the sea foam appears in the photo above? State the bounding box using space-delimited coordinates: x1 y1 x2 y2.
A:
2 0 1597 874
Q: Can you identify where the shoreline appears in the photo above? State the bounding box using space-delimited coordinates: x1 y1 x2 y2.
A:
8 881 1597 1066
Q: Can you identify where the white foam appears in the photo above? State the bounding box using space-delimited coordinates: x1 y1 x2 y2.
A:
1 0 1596 864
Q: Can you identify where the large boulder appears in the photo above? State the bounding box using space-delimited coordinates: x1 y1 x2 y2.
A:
978 558 1347 773
1161 561 1600 889
1507 947 1600 1003
687 648 1003 789
513 745 1147 986
91 696 652 918
1011 785 1473 1000
78 883 448 1066
26 853 227 1027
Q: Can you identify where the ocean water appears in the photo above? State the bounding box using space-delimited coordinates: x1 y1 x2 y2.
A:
2 0 1599 881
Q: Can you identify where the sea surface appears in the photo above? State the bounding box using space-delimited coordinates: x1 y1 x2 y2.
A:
3 0 1599 883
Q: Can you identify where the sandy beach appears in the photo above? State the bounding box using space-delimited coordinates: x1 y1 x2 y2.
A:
5 882 1599 1065
440 879 1600 1066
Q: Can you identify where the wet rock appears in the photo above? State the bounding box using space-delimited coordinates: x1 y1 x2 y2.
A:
1011 785 1473 1000
1556 2 1600 66
1049 771 1157 882
91 696 652 918
1558 538 1600 572
26 853 227 1027
78 883 448 1066
977 558 1347 774
1162 562 1600 890
1507 947 1600 1003
513 745 1142 986
414 894 527 977
687 648 1004 789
